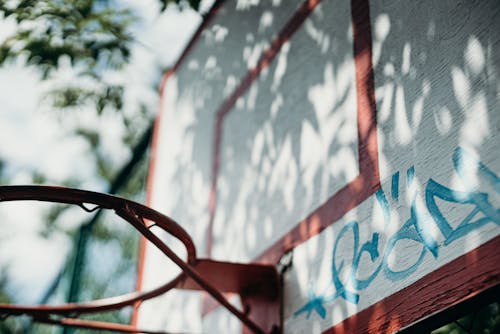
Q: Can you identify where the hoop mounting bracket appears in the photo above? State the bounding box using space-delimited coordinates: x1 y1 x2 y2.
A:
178 259 282 334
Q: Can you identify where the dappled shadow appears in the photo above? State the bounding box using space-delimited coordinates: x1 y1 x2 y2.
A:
211 0 359 263
140 0 500 333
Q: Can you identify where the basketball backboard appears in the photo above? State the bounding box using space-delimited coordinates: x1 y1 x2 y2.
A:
136 0 500 333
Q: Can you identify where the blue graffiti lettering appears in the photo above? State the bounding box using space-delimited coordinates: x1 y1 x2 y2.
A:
383 196 438 281
426 148 500 245
391 171 400 201
295 147 499 319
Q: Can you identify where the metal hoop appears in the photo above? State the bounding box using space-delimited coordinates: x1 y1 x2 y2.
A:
0 185 197 262
0 185 281 334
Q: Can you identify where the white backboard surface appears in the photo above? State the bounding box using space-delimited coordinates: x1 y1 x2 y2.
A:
137 0 500 333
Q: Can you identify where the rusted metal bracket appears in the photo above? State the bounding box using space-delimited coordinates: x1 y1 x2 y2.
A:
178 259 281 334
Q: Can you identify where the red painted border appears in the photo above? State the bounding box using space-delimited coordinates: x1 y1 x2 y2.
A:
202 0 326 316
203 0 381 263
170 0 226 75
322 236 500 334
202 0 379 314
132 0 226 328
137 0 497 332
255 0 380 265
206 0 324 256
130 72 169 328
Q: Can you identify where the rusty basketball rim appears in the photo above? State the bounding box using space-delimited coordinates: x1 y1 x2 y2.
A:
0 185 281 334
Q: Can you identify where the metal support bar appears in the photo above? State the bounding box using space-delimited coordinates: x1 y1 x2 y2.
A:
118 207 280 334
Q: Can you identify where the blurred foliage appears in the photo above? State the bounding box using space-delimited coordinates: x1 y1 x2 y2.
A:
432 302 500 334
0 0 201 113
0 275 16 334
0 0 198 332
0 275 11 304
160 0 202 11
0 0 134 113
0 0 133 68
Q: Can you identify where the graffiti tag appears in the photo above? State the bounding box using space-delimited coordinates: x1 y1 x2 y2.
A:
295 147 500 319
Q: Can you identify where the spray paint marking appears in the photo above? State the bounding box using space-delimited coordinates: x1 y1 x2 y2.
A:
295 147 500 319
391 171 400 201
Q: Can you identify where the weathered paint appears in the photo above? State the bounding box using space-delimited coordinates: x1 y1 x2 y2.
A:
137 0 500 333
